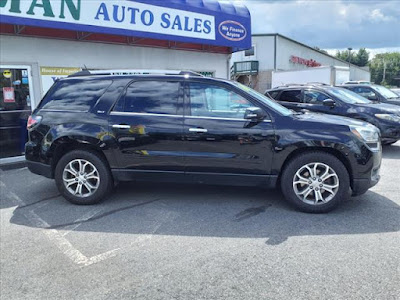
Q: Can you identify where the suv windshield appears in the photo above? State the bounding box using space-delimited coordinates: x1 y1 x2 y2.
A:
372 85 399 99
232 82 292 116
326 87 372 104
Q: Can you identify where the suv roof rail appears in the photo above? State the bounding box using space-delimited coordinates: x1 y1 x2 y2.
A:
343 80 371 84
306 82 330 86
276 83 307 87
273 82 331 89
68 69 203 78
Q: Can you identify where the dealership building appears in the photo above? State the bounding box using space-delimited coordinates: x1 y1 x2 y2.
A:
230 33 371 92
0 0 251 163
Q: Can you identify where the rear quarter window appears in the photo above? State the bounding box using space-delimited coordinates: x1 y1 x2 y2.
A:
39 79 112 111
267 90 280 99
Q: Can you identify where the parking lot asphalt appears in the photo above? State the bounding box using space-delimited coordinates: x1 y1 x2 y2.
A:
1 143 399 300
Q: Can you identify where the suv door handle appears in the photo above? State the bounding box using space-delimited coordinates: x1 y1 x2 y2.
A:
189 128 208 133
112 124 131 129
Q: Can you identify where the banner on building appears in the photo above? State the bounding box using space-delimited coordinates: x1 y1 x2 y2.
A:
0 0 251 51
40 66 81 95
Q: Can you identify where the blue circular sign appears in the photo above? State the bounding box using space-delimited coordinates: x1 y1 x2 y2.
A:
218 20 247 42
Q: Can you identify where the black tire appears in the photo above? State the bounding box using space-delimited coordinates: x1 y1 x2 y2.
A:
280 151 350 213
55 150 113 205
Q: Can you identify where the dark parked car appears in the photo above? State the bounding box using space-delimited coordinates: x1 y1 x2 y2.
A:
266 84 400 145
341 83 400 106
26 71 382 213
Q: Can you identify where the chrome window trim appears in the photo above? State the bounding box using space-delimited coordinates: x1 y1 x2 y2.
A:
40 109 88 113
110 111 272 122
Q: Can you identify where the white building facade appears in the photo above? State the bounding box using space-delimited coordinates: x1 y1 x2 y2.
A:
230 34 371 92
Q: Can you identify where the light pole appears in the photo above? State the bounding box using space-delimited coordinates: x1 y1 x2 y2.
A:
347 47 352 80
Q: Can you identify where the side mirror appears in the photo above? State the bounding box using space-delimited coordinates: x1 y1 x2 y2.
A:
244 107 265 121
368 94 378 101
323 99 335 108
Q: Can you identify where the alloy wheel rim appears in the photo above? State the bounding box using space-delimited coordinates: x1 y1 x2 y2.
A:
293 162 339 205
63 159 100 198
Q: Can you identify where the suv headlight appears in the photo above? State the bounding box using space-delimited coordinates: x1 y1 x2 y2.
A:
350 125 380 149
375 114 400 123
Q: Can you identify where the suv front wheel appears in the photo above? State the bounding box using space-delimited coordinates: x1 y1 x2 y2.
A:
55 150 113 205
281 152 350 213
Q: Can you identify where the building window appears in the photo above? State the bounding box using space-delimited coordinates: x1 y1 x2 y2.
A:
245 46 255 57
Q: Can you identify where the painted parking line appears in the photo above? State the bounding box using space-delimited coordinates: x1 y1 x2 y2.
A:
61 207 104 237
1 180 120 267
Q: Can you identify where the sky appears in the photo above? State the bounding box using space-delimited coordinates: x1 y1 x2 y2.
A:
228 0 400 57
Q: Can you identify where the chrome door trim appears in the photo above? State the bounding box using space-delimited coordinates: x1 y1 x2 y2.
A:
109 111 272 122
189 128 208 133
112 124 131 129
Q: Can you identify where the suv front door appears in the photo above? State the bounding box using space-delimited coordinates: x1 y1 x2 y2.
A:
182 81 275 183
109 79 185 173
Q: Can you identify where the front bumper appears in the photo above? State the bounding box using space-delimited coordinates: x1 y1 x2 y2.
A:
351 147 381 196
379 122 400 141
352 170 380 196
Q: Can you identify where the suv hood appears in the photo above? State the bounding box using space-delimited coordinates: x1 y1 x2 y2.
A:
355 102 400 115
385 98 400 106
294 111 370 127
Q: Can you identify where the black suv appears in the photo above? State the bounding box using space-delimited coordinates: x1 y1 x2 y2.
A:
266 84 400 145
26 71 382 213
341 83 400 106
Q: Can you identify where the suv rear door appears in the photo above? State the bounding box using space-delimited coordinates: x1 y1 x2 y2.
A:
275 89 303 111
182 80 275 183
109 79 185 173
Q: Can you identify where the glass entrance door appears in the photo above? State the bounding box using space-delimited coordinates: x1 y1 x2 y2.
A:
0 66 33 159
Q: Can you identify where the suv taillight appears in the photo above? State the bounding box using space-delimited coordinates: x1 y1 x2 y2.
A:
27 115 42 129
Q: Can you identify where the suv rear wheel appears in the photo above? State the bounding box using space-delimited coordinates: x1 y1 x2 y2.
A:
55 150 113 205
281 152 350 213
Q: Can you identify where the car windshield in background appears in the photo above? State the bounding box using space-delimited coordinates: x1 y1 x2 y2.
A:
372 85 399 99
233 82 292 116
327 87 372 104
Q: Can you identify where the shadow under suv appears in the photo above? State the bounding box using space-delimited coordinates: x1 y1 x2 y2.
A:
26 71 382 213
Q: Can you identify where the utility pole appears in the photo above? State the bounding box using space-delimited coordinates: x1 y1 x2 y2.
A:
382 59 386 83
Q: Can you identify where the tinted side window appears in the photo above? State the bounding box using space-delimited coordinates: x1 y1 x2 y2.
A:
279 90 302 103
350 87 377 99
303 90 330 104
189 83 253 119
267 91 280 99
123 81 180 114
40 79 112 111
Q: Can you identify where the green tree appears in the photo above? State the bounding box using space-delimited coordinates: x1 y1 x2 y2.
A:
335 49 357 65
313 46 328 54
369 52 400 87
335 48 370 67
355 48 369 67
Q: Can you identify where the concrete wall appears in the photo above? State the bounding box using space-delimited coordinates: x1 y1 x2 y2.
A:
350 67 371 82
230 36 275 71
0 35 229 107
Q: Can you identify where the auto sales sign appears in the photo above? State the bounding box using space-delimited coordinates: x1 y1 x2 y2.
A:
0 0 251 51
